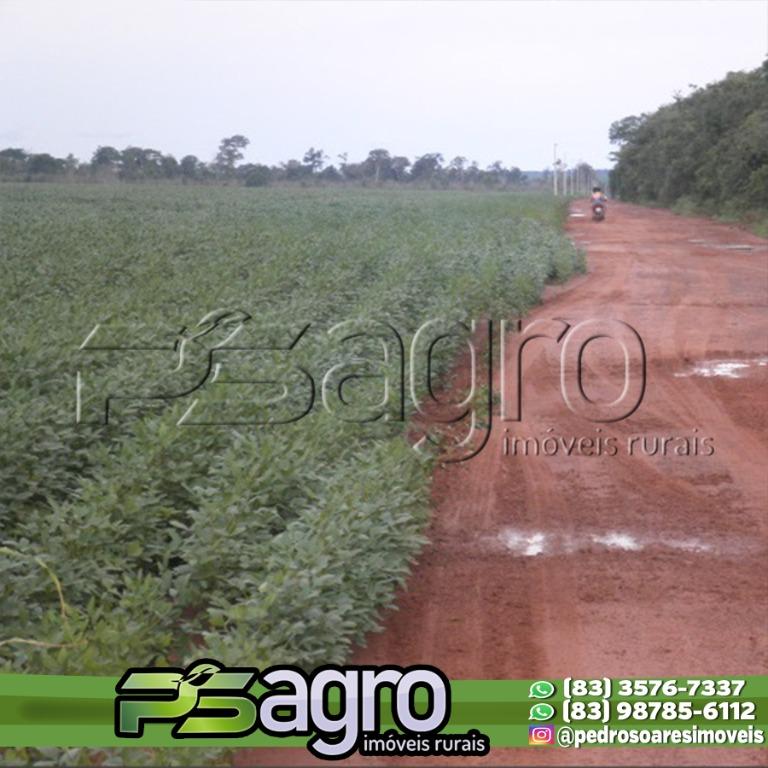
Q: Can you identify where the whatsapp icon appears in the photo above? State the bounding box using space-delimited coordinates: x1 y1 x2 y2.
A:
529 702 556 721
528 680 556 699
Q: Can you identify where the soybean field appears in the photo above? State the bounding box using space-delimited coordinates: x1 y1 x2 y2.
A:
0 184 583 675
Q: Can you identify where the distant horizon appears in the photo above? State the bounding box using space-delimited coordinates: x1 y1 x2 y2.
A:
0 141 615 175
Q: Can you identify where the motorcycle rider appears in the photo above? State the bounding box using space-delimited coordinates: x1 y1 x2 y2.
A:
590 185 607 221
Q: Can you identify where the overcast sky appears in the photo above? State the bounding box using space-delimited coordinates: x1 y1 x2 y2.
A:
1 1 766 170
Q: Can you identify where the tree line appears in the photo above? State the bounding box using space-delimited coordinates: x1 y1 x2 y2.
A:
609 60 768 213
0 135 541 189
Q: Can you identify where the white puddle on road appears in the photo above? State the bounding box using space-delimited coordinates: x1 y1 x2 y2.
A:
675 358 768 379
591 532 643 551
686 240 756 251
495 527 716 557
501 530 548 556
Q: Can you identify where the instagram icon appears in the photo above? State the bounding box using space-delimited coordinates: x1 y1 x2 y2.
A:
528 724 555 745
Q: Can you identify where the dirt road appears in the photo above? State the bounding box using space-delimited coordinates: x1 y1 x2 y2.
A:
237 202 768 766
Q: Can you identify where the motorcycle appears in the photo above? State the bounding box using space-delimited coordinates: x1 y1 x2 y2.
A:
591 199 606 222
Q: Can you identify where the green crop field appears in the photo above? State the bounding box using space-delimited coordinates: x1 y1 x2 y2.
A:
0 184 583 676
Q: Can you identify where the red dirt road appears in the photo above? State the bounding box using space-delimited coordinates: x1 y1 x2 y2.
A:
236 202 768 766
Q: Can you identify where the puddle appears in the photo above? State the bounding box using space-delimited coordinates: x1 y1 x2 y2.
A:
591 532 642 551
671 538 713 553
674 358 768 379
569 212 586 218
494 527 717 557
687 240 758 251
500 530 548 556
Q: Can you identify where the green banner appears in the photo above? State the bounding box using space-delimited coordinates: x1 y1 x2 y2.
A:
0 673 765 748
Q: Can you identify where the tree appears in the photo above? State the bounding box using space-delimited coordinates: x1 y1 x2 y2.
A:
339 160 365 181
465 161 481 185
91 146 121 172
161 154 179 179
91 145 121 180
318 165 342 182
215 135 250 174
0 148 27 176
302 147 325 174
486 161 504 185
390 156 411 182
242 164 272 187
448 156 467 185
0 148 26 162
609 115 647 145
507 166 524 185
118 147 164 180
410 153 443 182
180 154 202 181
482 161 506 187
27 153 64 176
282 159 306 181
364 149 391 183
610 63 768 210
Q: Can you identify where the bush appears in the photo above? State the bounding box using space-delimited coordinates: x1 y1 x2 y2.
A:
243 164 272 187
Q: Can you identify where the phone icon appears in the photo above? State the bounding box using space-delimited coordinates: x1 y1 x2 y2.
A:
529 702 556 720
528 680 556 699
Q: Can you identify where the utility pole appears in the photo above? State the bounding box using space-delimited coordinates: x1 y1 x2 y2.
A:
553 143 558 196
563 156 569 196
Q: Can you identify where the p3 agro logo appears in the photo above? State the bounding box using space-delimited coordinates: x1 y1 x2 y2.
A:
115 659 488 759
77 311 646 463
